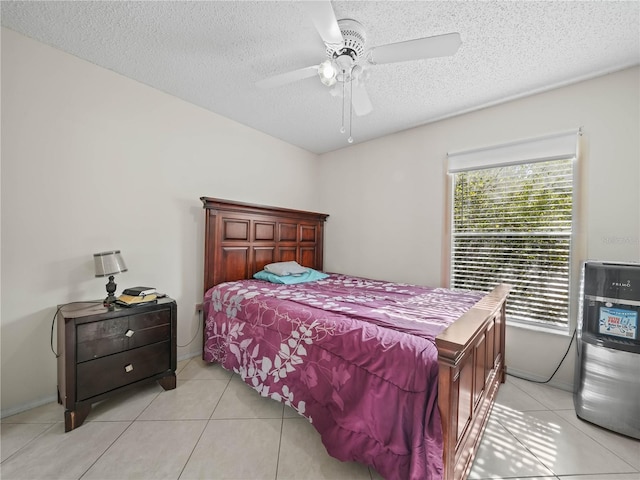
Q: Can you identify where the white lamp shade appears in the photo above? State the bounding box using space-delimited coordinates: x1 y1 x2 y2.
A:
94 250 128 277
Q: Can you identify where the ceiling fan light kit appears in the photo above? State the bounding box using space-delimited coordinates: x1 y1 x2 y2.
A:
318 60 337 86
257 1 462 145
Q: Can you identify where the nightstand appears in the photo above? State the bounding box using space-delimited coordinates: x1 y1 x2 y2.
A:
56 298 177 431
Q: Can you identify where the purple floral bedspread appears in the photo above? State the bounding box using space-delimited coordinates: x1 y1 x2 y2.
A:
202 274 483 480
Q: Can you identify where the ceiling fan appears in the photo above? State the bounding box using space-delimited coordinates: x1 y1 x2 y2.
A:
256 1 461 141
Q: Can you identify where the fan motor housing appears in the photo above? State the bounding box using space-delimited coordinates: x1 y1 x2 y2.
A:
326 19 367 60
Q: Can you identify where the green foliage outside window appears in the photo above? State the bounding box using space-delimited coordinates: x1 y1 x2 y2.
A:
452 159 573 327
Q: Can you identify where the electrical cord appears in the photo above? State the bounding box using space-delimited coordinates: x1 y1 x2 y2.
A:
506 329 577 384
177 311 202 348
50 301 103 357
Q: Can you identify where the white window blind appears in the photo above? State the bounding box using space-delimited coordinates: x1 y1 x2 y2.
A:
448 130 579 328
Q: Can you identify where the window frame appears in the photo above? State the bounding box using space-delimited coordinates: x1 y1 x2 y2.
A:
446 130 581 332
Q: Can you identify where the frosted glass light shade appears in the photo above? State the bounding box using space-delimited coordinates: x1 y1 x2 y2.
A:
318 60 337 86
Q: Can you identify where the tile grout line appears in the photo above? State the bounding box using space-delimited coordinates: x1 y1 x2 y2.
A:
175 418 210 480
81 357 194 480
76 420 136 480
547 409 639 473
498 406 638 479
494 415 558 477
274 409 285 480
175 362 234 478
495 378 639 478
0 421 59 466
206 372 234 421
126 385 164 423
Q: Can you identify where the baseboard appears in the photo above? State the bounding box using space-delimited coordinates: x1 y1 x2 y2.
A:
1 394 58 419
178 351 201 362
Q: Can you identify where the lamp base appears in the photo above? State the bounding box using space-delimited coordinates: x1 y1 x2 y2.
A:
104 275 118 309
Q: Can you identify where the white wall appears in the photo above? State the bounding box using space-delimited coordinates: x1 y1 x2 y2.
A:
0 28 320 416
318 66 640 390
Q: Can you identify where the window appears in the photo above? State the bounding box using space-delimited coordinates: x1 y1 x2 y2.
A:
448 130 580 329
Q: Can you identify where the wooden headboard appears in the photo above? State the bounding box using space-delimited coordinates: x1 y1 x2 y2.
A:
201 197 329 294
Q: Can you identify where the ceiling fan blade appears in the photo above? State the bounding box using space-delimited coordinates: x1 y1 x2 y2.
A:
368 32 461 65
301 1 344 50
256 65 319 89
351 82 373 116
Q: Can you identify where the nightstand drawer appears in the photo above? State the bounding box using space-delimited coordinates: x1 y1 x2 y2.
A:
76 310 171 362
76 316 128 362
128 310 171 350
76 341 170 401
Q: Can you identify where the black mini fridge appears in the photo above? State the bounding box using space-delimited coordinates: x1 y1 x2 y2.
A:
574 261 640 439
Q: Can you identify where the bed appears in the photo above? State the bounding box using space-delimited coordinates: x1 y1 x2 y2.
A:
200 197 511 480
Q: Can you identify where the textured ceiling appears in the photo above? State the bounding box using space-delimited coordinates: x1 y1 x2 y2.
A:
2 1 639 154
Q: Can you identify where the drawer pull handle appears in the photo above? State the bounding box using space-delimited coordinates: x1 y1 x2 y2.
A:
124 364 134 373
125 329 135 338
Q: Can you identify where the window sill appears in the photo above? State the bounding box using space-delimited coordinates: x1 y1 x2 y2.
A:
506 319 573 337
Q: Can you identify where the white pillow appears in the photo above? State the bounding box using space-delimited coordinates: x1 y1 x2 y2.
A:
264 261 309 276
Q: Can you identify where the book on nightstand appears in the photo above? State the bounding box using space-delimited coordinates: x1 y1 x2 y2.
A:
122 286 156 296
116 293 158 307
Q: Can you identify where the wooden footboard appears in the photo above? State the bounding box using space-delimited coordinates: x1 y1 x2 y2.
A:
436 284 511 480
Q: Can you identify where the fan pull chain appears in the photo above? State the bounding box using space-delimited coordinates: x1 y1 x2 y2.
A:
348 68 354 143
340 70 346 134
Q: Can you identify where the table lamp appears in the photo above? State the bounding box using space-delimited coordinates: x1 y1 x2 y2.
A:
94 250 128 307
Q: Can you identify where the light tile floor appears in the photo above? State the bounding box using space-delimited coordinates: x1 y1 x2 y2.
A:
1 357 638 480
